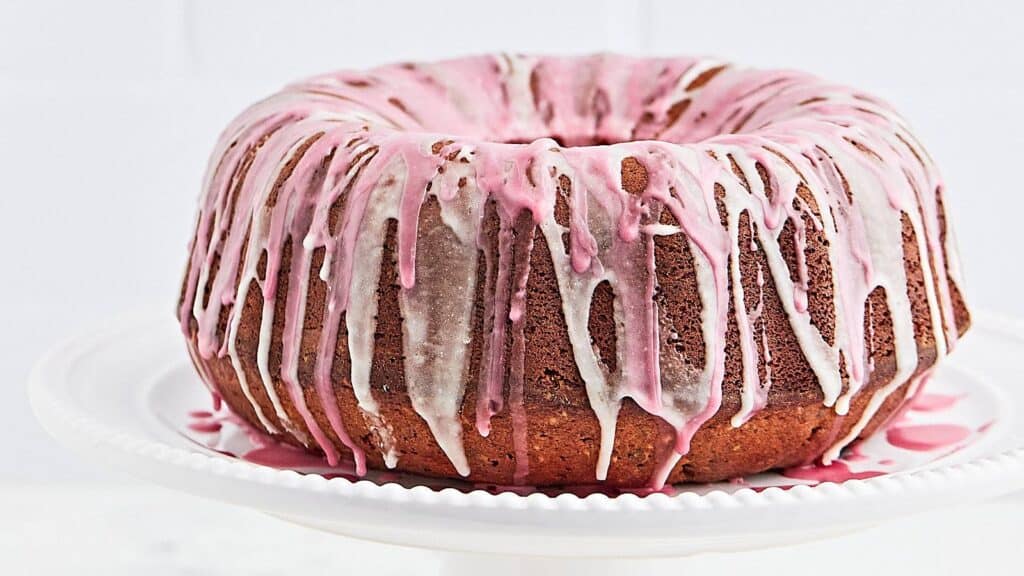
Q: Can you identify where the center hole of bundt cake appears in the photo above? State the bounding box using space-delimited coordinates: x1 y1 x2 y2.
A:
502 135 630 147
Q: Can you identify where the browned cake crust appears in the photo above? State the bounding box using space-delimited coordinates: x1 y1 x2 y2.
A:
182 157 969 486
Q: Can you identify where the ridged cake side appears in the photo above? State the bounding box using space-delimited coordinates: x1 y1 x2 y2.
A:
178 54 969 488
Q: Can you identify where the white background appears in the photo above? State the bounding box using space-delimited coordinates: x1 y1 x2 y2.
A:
2 0 1022 573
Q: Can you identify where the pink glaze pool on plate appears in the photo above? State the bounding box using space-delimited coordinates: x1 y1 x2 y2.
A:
177 364 999 495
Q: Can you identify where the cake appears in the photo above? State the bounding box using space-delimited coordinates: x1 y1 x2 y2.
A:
178 54 970 489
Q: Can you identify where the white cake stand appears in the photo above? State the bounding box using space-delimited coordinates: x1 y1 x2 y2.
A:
29 312 1024 575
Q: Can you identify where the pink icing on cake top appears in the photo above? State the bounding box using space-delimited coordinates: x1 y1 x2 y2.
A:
179 54 964 489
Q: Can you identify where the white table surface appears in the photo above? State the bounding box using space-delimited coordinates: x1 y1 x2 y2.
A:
3 483 1020 575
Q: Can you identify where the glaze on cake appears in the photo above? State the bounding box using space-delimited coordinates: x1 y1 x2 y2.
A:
178 54 969 489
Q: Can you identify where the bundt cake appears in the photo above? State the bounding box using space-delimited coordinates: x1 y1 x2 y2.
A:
178 54 970 489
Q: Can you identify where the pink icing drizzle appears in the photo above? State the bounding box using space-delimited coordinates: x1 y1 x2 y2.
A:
782 460 886 483
885 424 971 452
243 444 332 469
910 393 962 413
187 420 223 434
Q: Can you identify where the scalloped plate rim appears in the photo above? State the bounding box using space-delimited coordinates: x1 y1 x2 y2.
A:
27 310 1024 543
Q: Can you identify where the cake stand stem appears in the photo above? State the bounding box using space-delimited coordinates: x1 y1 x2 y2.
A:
437 552 685 575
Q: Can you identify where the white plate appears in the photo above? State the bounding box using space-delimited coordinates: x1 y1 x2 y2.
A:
29 312 1024 559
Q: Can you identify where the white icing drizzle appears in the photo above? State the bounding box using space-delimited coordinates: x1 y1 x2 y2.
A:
342 156 403 468
398 143 483 477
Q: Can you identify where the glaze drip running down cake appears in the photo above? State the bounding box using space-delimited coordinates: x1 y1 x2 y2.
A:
178 54 969 489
